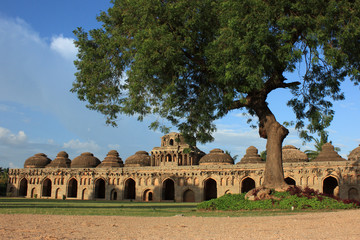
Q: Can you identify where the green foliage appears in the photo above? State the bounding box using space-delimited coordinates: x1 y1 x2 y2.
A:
197 187 358 211
0 167 9 196
72 0 360 145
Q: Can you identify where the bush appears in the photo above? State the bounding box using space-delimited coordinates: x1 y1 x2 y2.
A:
197 186 358 211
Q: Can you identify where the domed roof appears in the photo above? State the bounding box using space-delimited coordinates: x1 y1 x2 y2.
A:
71 152 101 168
24 153 52 168
313 143 345 162
46 151 71 168
97 150 124 168
125 151 150 167
282 145 308 162
199 149 234 165
348 145 360 161
238 146 262 164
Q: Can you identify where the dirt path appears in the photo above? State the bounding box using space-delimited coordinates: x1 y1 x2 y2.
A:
1 210 360 239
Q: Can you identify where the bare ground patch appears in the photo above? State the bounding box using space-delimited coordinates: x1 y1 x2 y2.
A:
1 210 360 239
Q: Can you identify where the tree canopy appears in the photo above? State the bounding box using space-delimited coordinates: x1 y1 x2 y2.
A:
72 0 360 189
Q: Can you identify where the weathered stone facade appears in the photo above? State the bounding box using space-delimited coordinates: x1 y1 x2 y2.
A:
6 133 360 202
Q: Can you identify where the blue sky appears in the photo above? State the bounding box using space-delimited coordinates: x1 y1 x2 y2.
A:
1 1 359 168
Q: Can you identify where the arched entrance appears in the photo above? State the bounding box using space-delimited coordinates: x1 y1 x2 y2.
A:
183 189 195 202
42 178 52 197
284 177 296 186
55 188 60 199
31 188 36 198
241 177 255 193
110 189 117 200
67 178 78 198
162 179 175 200
143 189 153 201
19 178 28 197
124 178 136 200
95 178 106 199
82 188 87 200
204 178 217 201
348 188 359 200
323 176 338 196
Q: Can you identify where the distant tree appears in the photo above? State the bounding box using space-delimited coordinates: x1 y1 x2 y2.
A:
305 133 341 161
260 150 267 162
225 150 238 162
0 167 9 196
72 0 360 190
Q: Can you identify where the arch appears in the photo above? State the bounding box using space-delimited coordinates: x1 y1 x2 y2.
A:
31 187 36 198
348 188 359 200
204 178 217 201
110 189 117 200
284 177 296 186
183 189 195 202
169 139 174 146
67 178 78 198
323 176 338 196
124 178 136 200
82 188 87 200
95 178 106 199
143 189 153 201
55 188 60 199
162 178 175 200
42 178 52 197
19 178 28 197
166 154 172 162
241 177 255 193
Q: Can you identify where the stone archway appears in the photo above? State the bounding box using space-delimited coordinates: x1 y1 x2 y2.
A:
143 189 153 201
241 177 255 193
82 188 87 200
162 179 175 200
110 189 117 200
31 188 36 198
19 178 28 197
55 188 60 199
95 178 106 199
284 177 296 186
42 178 52 197
323 176 338 196
124 178 136 200
67 178 78 198
183 189 195 202
204 178 217 201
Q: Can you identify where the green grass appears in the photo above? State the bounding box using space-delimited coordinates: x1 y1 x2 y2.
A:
0 197 321 217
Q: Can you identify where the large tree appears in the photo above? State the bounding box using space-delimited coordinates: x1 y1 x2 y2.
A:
72 0 360 190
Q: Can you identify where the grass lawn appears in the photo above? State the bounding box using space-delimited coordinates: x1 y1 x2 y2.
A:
0 197 311 217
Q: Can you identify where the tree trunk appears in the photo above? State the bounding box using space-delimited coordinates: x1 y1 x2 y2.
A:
261 115 289 190
251 97 289 191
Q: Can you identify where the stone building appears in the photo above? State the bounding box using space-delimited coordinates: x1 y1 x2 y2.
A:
6 133 360 202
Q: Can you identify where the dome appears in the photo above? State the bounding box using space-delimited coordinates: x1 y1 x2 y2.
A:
71 152 101 168
282 145 308 162
46 151 71 168
313 143 345 162
24 153 52 168
97 150 124 168
238 146 262 164
348 144 360 161
199 149 234 165
125 151 150 167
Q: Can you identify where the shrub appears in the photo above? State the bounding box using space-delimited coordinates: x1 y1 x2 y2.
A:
197 187 358 211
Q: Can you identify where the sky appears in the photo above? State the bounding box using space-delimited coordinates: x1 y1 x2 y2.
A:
1 1 360 169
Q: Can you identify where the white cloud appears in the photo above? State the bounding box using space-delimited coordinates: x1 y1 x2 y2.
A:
63 139 101 153
50 34 77 60
108 144 121 149
0 127 27 145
